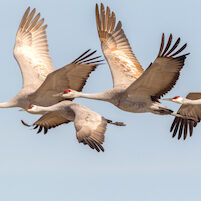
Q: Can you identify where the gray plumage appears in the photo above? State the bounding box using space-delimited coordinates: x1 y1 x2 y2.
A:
0 7 102 110
22 101 125 152
2 7 126 138
59 4 189 119
163 93 201 139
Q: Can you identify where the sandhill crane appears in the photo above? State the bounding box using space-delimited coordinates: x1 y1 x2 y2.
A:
57 4 190 119
163 94 201 139
0 7 103 111
22 101 125 152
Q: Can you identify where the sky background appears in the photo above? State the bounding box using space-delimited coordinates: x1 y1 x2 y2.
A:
0 0 201 200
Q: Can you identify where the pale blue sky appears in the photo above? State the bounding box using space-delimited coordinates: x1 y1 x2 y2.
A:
0 0 201 201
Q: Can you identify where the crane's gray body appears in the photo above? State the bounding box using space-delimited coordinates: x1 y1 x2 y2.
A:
63 4 188 118
0 7 102 114
74 87 172 115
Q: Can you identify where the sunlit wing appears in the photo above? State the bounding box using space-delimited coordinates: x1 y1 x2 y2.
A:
28 50 103 106
14 7 54 90
96 3 143 88
73 104 107 152
21 111 70 134
125 34 189 100
170 92 201 140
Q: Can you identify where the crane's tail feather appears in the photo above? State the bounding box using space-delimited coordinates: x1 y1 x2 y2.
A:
105 118 126 126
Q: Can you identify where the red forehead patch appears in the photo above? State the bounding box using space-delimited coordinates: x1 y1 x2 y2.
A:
173 96 180 99
28 105 34 109
64 89 71 94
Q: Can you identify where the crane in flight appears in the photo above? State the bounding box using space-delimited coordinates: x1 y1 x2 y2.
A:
1 6 125 138
22 101 125 152
0 7 103 111
57 3 190 119
163 94 201 140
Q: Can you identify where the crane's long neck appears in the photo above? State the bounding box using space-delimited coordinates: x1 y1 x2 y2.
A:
0 100 18 108
0 91 30 109
184 98 201 105
76 91 111 102
36 106 49 113
28 106 50 114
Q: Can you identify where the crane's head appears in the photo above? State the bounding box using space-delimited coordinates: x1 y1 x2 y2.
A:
61 88 80 98
64 89 72 94
163 96 184 104
53 89 80 99
26 104 43 114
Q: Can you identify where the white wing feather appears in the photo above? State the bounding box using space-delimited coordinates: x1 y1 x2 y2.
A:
72 103 107 152
96 4 143 88
14 7 54 90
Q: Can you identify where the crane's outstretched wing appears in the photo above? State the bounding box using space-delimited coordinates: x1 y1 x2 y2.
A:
125 34 189 100
14 7 54 90
72 104 107 152
170 93 201 140
28 50 103 106
21 112 70 134
22 101 107 152
96 3 143 88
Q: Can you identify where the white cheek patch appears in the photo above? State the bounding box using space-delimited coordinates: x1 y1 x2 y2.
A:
176 97 183 102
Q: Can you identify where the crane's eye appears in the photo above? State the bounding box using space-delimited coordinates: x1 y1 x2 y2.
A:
28 105 34 109
173 96 180 99
64 89 71 94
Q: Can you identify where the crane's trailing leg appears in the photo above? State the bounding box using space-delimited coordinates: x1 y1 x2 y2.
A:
151 102 173 115
105 119 126 126
170 113 197 121
150 103 196 121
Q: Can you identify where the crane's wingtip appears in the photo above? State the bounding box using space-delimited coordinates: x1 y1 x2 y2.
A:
21 120 31 127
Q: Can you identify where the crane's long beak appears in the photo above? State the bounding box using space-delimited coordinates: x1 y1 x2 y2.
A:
162 98 173 101
53 92 63 97
19 108 26 111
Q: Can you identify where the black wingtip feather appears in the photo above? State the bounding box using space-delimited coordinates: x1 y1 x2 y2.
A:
172 120 180 138
72 49 91 63
72 49 104 65
178 119 184 140
157 33 165 57
170 116 198 140
21 120 31 127
158 34 188 58
37 126 43 134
